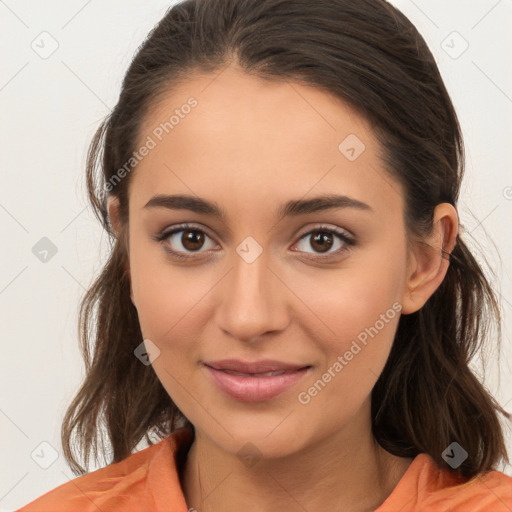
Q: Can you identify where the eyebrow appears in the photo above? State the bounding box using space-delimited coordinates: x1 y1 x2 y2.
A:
143 193 373 222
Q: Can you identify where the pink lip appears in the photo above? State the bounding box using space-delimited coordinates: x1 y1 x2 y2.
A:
204 358 308 373
203 359 311 402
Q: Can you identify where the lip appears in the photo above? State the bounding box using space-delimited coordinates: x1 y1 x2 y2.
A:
204 358 309 373
203 359 311 402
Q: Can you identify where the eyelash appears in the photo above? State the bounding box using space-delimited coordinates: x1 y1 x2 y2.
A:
153 223 356 262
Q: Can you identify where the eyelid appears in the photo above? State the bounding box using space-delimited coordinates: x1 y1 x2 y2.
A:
158 223 354 243
158 222 217 239
154 223 219 261
155 222 355 259
294 223 354 242
290 224 355 260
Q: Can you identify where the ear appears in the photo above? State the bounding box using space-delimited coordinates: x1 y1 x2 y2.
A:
107 196 136 307
107 195 123 237
401 203 458 315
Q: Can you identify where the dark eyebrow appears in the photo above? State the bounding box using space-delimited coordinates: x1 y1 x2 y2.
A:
143 193 373 221
277 194 373 218
143 194 229 220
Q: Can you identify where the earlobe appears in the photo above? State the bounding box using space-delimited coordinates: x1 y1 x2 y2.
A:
401 203 459 315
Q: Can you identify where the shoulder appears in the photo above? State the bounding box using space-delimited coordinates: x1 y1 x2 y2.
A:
378 453 512 512
17 429 192 512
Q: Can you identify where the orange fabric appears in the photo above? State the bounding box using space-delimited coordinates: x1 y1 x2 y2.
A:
18 428 512 512
376 453 512 512
17 429 192 512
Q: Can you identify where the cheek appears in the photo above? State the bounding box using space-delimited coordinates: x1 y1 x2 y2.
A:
294 281 402 431
298 249 406 347
293 241 406 394
129 235 208 340
128 249 211 414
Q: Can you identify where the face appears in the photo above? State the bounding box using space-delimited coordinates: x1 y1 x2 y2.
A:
119 64 415 459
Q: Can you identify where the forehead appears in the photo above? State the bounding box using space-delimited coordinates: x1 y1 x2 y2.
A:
131 65 404 220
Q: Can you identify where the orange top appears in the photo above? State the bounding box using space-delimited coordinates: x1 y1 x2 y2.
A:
18 428 512 512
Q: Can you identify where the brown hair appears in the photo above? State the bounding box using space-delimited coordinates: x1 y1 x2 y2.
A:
62 0 510 477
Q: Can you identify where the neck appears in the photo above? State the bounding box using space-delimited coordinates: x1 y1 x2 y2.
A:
181 403 413 512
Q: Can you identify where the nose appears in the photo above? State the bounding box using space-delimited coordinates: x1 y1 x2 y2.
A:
214 248 290 343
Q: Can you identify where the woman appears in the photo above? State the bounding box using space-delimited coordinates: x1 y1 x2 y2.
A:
19 0 512 510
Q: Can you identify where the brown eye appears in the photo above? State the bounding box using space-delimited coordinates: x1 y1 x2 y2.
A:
310 231 334 253
293 226 354 258
157 225 218 258
181 230 205 251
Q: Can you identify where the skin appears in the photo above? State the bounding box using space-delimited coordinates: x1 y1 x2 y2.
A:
108 63 458 512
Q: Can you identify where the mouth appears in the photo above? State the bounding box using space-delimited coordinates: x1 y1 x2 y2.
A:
204 358 311 374
212 368 303 377
203 359 312 402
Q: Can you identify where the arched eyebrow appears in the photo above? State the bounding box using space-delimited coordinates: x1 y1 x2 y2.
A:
278 195 373 218
143 193 373 222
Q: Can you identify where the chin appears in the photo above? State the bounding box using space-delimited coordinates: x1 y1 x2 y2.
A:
196 415 313 462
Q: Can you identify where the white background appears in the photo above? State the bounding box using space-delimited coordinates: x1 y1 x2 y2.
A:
1 0 511 509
